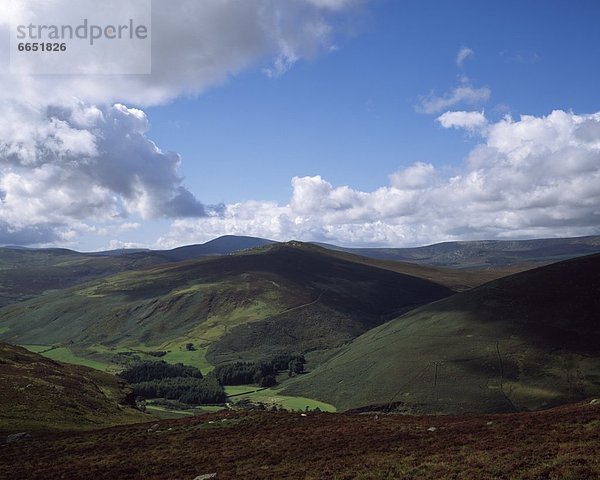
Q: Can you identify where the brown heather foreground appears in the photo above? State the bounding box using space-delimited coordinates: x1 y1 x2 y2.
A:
1 400 599 479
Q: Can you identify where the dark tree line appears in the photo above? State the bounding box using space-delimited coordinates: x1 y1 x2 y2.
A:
214 361 257 386
214 353 306 387
132 375 226 404
118 353 306 405
271 353 305 373
119 361 225 405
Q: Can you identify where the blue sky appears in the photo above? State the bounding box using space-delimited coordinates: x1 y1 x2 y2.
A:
1 0 600 250
146 0 600 205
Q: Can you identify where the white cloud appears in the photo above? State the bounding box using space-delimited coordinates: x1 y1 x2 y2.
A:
0 0 355 106
417 85 491 114
437 110 487 132
389 162 437 190
0 103 208 224
157 110 600 248
456 47 474 67
0 0 362 245
107 239 149 250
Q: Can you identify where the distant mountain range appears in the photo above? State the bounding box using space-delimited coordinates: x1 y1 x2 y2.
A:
156 235 275 261
84 235 275 260
0 234 597 307
316 235 600 268
5 234 600 266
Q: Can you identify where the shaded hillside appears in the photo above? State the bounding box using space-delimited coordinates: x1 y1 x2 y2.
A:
320 235 600 268
284 253 600 413
0 343 150 432
204 243 456 364
315 247 537 292
0 248 167 307
0 243 453 369
1 401 598 479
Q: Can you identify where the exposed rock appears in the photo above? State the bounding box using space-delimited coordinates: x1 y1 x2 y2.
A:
193 474 217 480
6 432 32 444
147 423 160 432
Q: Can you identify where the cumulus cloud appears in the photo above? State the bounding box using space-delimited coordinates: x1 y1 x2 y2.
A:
437 110 487 132
0 0 356 106
389 162 437 190
0 0 361 245
456 47 474 67
157 110 600 248
0 103 211 228
416 84 491 114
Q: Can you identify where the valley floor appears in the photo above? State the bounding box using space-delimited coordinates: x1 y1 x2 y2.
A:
1 400 598 479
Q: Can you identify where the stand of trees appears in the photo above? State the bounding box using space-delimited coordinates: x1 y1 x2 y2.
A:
132 375 226 404
119 361 225 405
118 353 306 405
214 361 257 386
214 353 306 387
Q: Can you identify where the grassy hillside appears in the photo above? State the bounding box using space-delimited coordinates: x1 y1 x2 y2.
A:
0 237 274 308
283 253 600 413
1 400 598 479
0 248 167 307
0 343 151 432
0 242 453 371
320 235 600 268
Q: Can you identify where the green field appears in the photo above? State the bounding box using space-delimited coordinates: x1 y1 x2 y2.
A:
159 344 213 373
18 344 334 413
225 385 336 412
21 343 216 375
21 345 110 371
145 404 224 419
